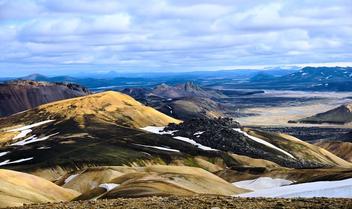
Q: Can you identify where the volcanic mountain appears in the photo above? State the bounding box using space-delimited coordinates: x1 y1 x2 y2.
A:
0 80 89 117
122 82 229 120
292 103 352 125
150 82 223 99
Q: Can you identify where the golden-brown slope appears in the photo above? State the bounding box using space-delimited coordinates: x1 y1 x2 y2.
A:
38 91 181 128
244 128 352 168
61 165 248 200
0 91 181 131
316 141 352 163
0 169 79 208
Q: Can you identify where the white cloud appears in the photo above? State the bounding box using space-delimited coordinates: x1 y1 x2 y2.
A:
0 0 351 75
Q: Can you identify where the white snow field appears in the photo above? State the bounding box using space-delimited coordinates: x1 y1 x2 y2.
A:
233 128 295 159
233 177 293 191
237 178 352 198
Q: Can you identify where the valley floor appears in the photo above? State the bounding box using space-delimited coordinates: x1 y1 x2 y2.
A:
11 196 352 209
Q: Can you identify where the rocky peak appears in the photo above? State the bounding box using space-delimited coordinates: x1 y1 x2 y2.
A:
183 81 202 91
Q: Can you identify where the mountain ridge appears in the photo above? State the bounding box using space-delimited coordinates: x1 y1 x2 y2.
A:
0 80 90 117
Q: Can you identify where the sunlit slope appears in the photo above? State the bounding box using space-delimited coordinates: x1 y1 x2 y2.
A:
245 128 352 168
0 169 79 208
59 165 248 199
0 91 180 131
316 141 352 163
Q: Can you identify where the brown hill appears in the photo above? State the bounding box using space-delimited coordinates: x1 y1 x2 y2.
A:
291 104 352 124
0 80 89 117
0 91 180 131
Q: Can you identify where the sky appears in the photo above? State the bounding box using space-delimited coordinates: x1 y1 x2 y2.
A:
0 0 351 76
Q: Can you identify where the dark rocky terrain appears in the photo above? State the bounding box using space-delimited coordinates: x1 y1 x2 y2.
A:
10 196 352 209
0 80 90 117
164 118 340 168
253 126 352 143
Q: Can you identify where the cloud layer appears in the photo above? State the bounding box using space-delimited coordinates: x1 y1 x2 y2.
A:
0 0 351 75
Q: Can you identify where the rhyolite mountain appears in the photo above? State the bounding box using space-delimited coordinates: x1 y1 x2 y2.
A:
291 103 352 125
0 80 90 117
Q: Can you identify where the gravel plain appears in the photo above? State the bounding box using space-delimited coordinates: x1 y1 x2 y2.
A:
10 196 352 209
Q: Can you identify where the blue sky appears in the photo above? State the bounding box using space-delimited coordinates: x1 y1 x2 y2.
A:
0 0 351 76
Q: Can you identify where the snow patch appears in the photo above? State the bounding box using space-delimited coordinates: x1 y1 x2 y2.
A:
8 120 55 140
193 131 204 136
135 144 180 153
140 126 177 135
11 133 59 146
99 183 120 192
0 152 9 157
8 120 55 132
237 178 352 198
37 146 51 150
142 126 216 151
233 129 295 159
13 129 32 140
65 174 79 184
233 177 293 191
173 136 217 151
0 157 33 166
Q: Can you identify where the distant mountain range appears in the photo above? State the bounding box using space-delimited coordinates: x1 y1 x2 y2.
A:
0 68 297 91
3 67 352 92
245 67 352 91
